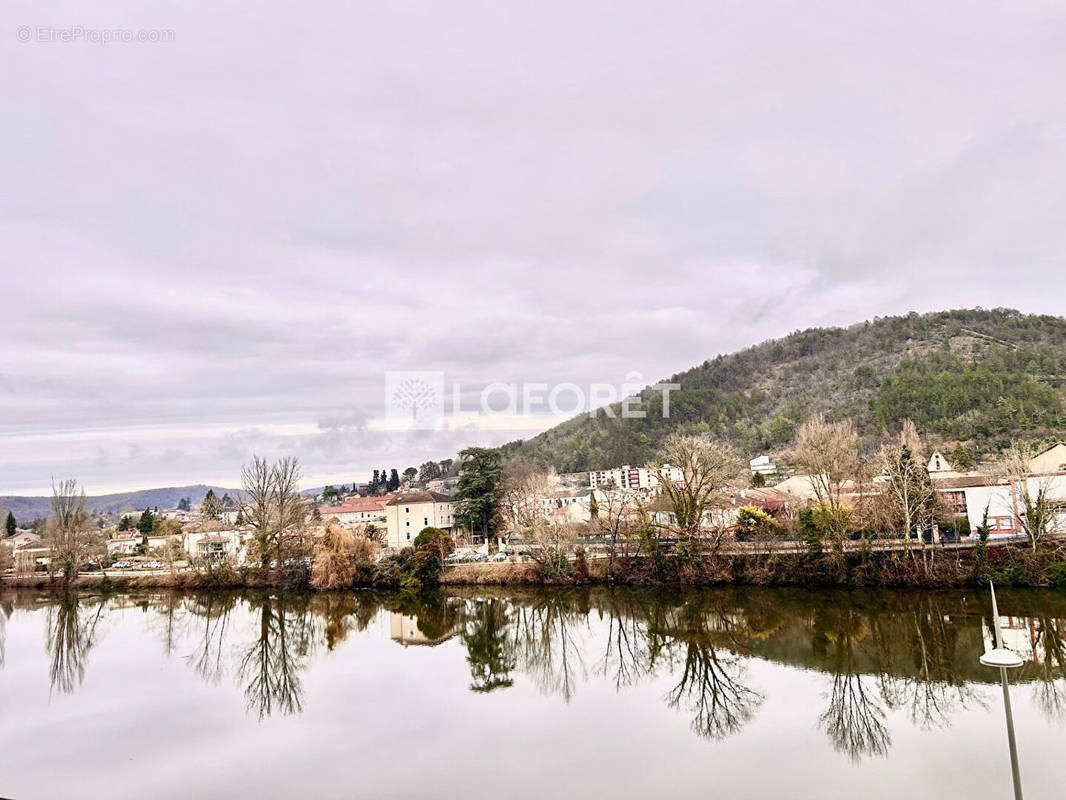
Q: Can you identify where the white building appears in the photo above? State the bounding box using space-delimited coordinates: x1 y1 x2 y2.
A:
384 491 458 549
935 473 1066 537
317 495 391 526
589 464 683 492
749 455 778 476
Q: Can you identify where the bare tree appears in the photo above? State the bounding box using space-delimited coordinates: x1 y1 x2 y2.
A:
45 479 93 580
498 461 574 562
240 455 306 569
998 441 1062 550
653 435 742 541
794 416 861 555
878 420 937 559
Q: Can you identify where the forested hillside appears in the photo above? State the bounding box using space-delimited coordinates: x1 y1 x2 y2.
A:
500 309 1066 472
0 484 237 523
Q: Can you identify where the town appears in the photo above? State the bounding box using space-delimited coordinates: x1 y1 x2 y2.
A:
4 420 1064 590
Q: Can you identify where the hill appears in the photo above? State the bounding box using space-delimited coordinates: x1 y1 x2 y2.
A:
500 308 1066 472
0 484 238 523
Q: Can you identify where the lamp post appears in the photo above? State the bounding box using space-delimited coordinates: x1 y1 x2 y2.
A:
979 582 1024 800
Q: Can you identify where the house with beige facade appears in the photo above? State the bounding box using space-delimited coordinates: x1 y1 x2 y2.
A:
384 491 458 549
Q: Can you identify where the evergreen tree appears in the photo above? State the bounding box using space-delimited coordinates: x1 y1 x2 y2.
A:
118 514 134 531
403 467 418 484
454 447 503 542
136 508 155 535
4 511 16 537
387 469 400 491
201 489 222 520
371 470 380 493
177 497 191 512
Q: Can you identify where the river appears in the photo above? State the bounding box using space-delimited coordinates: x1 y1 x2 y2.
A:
1 586 1064 799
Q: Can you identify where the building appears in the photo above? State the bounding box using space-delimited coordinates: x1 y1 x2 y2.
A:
107 532 141 556
931 471 1066 537
541 488 596 524
1029 443 1066 474
384 491 458 549
927 451 954 474
589 464 683 492
317 495 392 526
749 455 778 476
183 524 244 563
389 612 457 647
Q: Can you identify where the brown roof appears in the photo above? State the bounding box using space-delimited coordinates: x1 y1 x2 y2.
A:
932 475 1001 489
385 491 453 506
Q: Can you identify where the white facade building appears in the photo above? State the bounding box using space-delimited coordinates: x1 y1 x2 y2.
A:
589 464 683 492
385 491 458 549
749 455 778 476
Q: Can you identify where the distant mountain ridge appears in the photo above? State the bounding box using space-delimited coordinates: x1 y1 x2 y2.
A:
500 308 1066 472
0 484 238 523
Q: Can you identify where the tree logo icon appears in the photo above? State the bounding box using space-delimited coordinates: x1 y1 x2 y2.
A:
385 371 444 429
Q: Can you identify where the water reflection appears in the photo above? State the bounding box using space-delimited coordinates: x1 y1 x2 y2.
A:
2 586 1065 758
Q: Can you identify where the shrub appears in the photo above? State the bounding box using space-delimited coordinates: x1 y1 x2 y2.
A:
311 523 361 590
540 548 573 581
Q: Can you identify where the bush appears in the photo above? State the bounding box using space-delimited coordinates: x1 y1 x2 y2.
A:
540 548 573 581
311 523 361 590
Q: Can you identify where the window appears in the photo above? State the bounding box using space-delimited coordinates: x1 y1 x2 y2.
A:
424 517 429 525
405 507 409 513
407 531 411 540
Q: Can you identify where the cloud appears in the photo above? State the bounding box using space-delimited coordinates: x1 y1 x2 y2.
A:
2 0 1065 492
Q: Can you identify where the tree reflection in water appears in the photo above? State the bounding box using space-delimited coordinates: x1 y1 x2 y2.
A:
814 605 892 761
46 593 105 695
7 585 1066 752
238 595 314 720
461 598 516 693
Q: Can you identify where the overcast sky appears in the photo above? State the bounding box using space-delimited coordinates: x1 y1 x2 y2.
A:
3 0 1066 495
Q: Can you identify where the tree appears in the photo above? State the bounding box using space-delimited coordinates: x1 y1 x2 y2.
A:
998 442 1061 550
311 523 362 589
4 511 15 538
949 444 974 471
878 421 937 558
117 515 134 532
201 489 222 520
371 470 381 493
177 497 191 512
46 479 93 580
321 485 340 503
241 455 307 569
654 435 742 541
402 467 418 484
136 508 155 535
497 461 574 564
454 447 503 543
419 461 442 482
751 471 766 488
387 469 401 492
794 416 861 556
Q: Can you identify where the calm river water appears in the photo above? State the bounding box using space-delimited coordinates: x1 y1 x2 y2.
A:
1 586 1064 799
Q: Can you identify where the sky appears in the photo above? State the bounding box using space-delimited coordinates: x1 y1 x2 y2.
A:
2 0 1066 495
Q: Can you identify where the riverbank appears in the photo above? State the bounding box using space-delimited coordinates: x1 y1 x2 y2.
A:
7 541 1066 591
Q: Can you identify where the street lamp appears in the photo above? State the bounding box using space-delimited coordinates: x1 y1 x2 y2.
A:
980 581 1024 800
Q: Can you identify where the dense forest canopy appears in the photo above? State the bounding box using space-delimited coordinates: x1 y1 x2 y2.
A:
500 309 1066 472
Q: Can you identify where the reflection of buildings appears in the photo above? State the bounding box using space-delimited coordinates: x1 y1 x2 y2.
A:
389 613 456 647
983 616 1054 665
